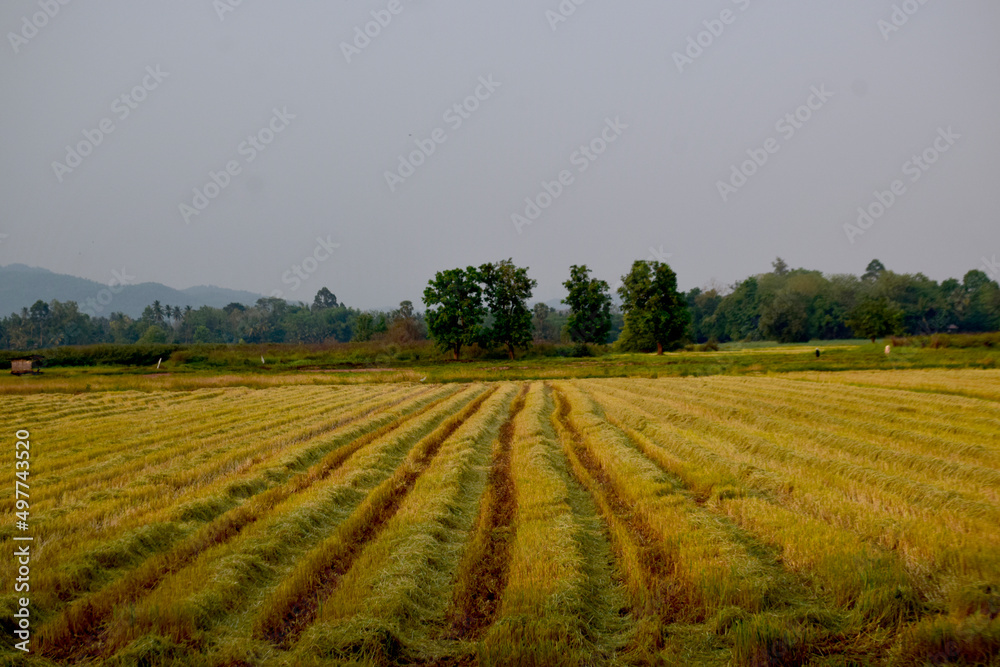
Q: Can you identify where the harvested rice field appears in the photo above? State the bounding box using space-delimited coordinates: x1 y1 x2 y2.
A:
2 372 1000 665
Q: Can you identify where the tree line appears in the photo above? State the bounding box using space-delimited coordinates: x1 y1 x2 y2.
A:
687 259 1000 344
423 259 686 358
0 288 426 351
1 258 998 354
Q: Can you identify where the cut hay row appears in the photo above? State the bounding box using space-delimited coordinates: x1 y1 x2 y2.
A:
593 381 1000 530
575 383 932 654
111 386 488 658
20 388 385 526
26 386 335 474
552 381 881 663
3 373 996 665
38 386 376 480
551 383 778 662
580 380 998 641
252 385 499 647
37 384 468 660
617 379 1000 506
8 386 233 418
14 386 373 508
686 375 1000 448
2 389 224 426
445 384 527 641
787 368 1000 403
650 376 1000 451
33 385 447 606
1 386 414 573
1 370 423 396
724 375 1000 439
291 384 520 665
695 378 1000 471
477 383 626 667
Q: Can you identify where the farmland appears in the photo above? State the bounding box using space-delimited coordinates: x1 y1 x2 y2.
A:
2 372 1000 665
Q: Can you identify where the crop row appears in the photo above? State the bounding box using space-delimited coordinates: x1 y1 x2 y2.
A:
0 377 995 665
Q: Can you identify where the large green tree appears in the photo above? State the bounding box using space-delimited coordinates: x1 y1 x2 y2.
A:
312 287 339 310
759 290 811 343
479 259 537 360
384 300 425 344
847 297 904 342
423 267 486 360
350 312 387 342
715 277 763 342
862 259 887 282
617 260 690 355
685 287 723 343
562 264 612 347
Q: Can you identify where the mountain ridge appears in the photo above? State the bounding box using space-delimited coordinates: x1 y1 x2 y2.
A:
0 264 263 319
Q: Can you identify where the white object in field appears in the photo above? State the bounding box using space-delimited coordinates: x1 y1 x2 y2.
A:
157 358 162 369
420 377 427 382
261 355 266 364
885 345 891 355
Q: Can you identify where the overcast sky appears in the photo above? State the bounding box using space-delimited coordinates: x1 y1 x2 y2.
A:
1 1 998 309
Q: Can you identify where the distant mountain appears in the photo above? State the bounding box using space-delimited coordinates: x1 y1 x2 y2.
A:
0 264 262 319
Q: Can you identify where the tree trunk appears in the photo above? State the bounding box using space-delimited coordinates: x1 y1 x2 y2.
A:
453 345 461 360
657 341 664 355
506 344 515 361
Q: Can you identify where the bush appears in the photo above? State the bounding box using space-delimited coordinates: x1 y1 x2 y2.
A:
890 332 1000 349
8 344 181 368
683 338 720 353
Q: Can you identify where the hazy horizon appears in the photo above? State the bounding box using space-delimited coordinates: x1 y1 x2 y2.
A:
2 1 998 308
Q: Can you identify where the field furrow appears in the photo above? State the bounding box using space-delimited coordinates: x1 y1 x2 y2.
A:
291 384 519 665
445 384 527 641
252 385 498 647
556 381 890 663
478 383 627 666
581 381 997 633
37 384 466 660
13 386 428 609
3 371 997 666
32 387 368 493
588 381 1000 536
613 379 1000 505
787 369 1000 403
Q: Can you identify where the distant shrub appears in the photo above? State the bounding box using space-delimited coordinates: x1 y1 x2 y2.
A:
169 349 208 365
683 338 720 352
24 344 180 367
891 332 1000 349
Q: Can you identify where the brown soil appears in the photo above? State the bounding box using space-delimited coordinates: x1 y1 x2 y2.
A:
447 384 529 639
262 387 498 647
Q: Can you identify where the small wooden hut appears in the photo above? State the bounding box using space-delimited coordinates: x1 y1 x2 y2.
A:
10 357 42 375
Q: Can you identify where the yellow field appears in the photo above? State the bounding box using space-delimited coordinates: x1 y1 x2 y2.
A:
2 372 999 665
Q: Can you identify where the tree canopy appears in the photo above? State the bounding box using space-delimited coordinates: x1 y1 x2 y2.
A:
617 260 690 355
562 264 612 347
422 267 486 360
847 297 904 343
479 259 537 360
2 259 999 353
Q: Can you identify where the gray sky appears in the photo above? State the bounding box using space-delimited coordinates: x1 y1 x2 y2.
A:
1 1 998 309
